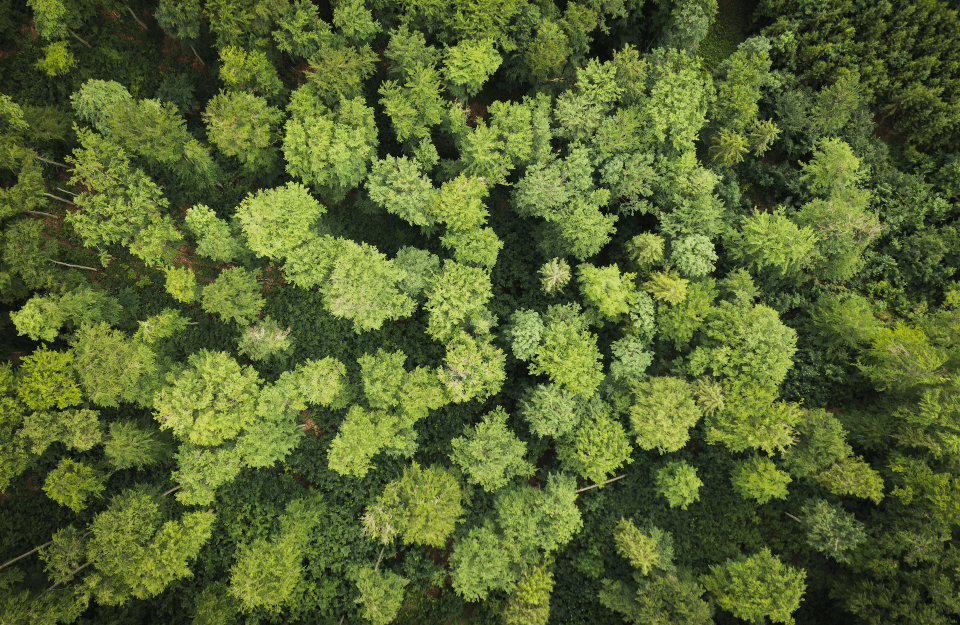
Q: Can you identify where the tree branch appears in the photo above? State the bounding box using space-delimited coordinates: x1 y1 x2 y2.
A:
784 512 803 523
36 156 67 168
67 28 92 49
25 210 60 219
42 192 76 206
162 484 184 497
125 4 148 31
374 545 385 573
46 561 93 592
0 541 53 572
575 474 627 493
48 259 98 271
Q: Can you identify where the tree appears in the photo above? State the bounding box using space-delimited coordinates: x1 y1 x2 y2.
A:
11 285 122 343
600 571 714 625
283 91 378 204
625 233 664 269
705 378 803 455
443 38 502 101
18 408 101 455
688 301 798 390
218 45 284 98
229 497 323 612
303 43 378 106
517 383 581 439
70 80 133 132
577 263 637 320
609 335 654 383
378 63 446 146
558 398 633 486
424 260 493 342
103 422 165 471
711 37 772 133
730 455 792 505
450 407 532 492
71 321 159 408
16 346 82 411
206 0 287 50
355 568 408 625
203 91 282 171
643 270 688 305
153 350 260 447
441 225 503 269
530 307 604 398
450 521 521 601
539 258 571 295
700 548 805 625
859 324 948 392
655 460 702 510
496 473 583 557
708 128 749 166
504 309 544 361
66 128 179 266
235 181 326 261
781 408 852 478
237 316 293 363
201 267 264 326
327 405 399 478
799 138 863 196
366 156 436 227
362 463 462 548
814 456 884 504
320 239 415 333
726 207 817 277
638 48 715 154
43 458 105 512
657 278 716 350
670 236 717 279
629 377 702 454
501 563 555 625
797 498 866 562
613 518 659 575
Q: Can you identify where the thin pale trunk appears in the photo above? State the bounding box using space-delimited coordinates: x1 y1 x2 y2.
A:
48 260 98 271
125 5 148 31
25 210 60 219
36 156 66 168
374 546 385 573
162 484 184 497
42 192 75 206
0 541 53 572
46 561 93 592
67 28 92 49
575 474 627 494
784 512 803 523
190 45 205 66
56 187 77 196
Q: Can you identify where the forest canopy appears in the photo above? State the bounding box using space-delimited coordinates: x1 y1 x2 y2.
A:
1 0 960 624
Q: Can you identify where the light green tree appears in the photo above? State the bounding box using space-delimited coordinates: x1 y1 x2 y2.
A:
355 568 408 625
530 307 604 398
630 376 702 454
443 39 502 101
655 460 702 510
731 455 792 504
450 407 532 492
201 267 264 326
203 91 282 171
558 401 633 486
43 458 105 513
700 548 805 625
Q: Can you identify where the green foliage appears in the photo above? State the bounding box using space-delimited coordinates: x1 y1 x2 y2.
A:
201 267 264 326
443 39 502 101
156 0 203 43
630 376 702 454
688 302 798 390
363 462 462 548
781 408 852 478
70 80 132 133
35 41 76 77
613 518 658 576
104 421 165 470
356 568 408 625
705 378 803 455
600 571 713 625
449 521 520 601
799 138 863 196
501 563 555 625
807 295 881 354
814 456 884 504
366 156 436 227
700 548 805 625
153 349 260 447
530 307 604 398
11 285 121 342
504 309 543 361
218 46 283 98
558 398 632 485
164 265 199 304
727 208 817 277
333 0 381 45
609 335 654 383
657 278 716 349
539 258 571 295
229 497 321 612
708 127 749 166
730 455 792 504
799 498 866 562
19 408 101 455
203 91 282 170
496 473 583 556
441 226 503 269
16 346 82 411
655 460 702 510
236 181 326 261
304 43 378 106
517 383 580 439
283 92 378 203
237 316 293 363
71 322 159 408
424 260 492 342
795 188 881 283
577 263 637 320
450 407 532 492
43 458 104 512
712 38 772 132
859 324 948 392
639 48 716 154
643 270 688 305
670 236 717 278
378 64 445 146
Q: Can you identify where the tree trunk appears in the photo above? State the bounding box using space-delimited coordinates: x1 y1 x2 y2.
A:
575 474 628 493
48 259 98 271
36 156 67 168
25 210 60 219
784 512 803 523
162 484 184 497
42 192 76 206
67 28 93 49
125 5 148 31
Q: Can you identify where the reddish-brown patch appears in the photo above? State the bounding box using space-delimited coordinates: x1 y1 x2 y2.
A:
98 8 123 19
114 33 143 44
19 21 38 42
